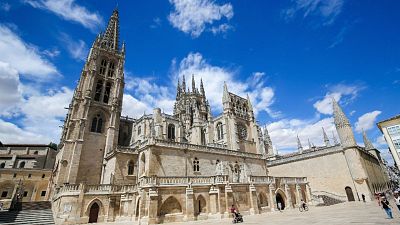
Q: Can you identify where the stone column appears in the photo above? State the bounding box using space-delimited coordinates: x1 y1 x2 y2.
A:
295 184 301 207
148 188 158 224
305 183 312 204
268 184 276 211
248 184 259 215
224 185 233 217
284 184 293 209
209 186 219 215
185 187 195 221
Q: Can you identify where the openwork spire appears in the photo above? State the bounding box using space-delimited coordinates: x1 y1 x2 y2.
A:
182 75 186 93
222 82 229 103
101 9 120 51
200 78 205 96
333 98 351 128
297 135 303 152
192 74 196 93
322 127 331 147
176 78 181 100
363 130 375 150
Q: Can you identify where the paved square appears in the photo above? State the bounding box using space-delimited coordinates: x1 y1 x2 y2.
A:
88 202 400 225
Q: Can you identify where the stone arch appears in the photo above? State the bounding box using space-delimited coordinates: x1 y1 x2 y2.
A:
195 195 207 215
159 196 182 215
167 124 175 140
139 153 146 177
127 160 134 175
86 199 104 223
258 192 268 208
345 186 355 201
275 189 286 210
135 196 141 220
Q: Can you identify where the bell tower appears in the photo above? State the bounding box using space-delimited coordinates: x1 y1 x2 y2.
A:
54 9 125 186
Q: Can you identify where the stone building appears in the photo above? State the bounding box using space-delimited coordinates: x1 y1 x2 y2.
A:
267 99 391 203
377 114 400 170
0 143 57 209
51 10 309 224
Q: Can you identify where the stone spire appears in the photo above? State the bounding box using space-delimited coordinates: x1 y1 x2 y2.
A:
332 131 339 145
332 98 356 148
263 125 273 155
322 127 331 147
192 75 196 93
363 130 375 150
297 135 303 152
308 138 312 149
176 78 181 100
200 78 205 96
182 75 186 93
222 82 229 103
247 94 253 112
101 9 120 51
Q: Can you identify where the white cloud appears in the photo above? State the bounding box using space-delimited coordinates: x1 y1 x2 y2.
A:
173 52 276 117
284 0 344 25
0 85 73 144
267 117 337 153
210 23 234 35
313 83 364 115
42 48 60 58
0 119 50 144
168 0 234 37
0 61 23 117
24 0 103 31
355 110 382 133
150 17 162 29
59 33 88 61
0 24 58 79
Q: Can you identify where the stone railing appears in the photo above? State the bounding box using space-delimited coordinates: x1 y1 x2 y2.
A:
53 184 137 200
311 191 347 202
152 139 264 159
248 175 274 184
138 175 228 187
280 177 308 184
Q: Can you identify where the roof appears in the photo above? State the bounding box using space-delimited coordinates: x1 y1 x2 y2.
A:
377 114 400 130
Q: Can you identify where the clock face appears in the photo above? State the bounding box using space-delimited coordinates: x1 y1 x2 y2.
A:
237 125 247 140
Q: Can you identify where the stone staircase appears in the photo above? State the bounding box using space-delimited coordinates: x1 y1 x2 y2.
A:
0 201 55 225
311 191 347 206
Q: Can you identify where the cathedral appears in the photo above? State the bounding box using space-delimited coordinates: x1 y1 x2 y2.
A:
49 10 389 224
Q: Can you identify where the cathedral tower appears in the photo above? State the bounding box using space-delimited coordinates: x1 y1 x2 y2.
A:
54 10 125 185
332 98 356 148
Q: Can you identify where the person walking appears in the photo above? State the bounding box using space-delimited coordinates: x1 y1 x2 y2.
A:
361 194 366 203
394 193 400 211
380 196 393 219
277 202 282 212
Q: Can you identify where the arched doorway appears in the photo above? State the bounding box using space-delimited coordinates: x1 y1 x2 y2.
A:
276 192 285 210
345 186 355 201
195 195 207 215
88 203 100 223
135 198 141 220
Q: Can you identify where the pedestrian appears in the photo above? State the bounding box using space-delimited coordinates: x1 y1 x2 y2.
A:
0 202 3 211
394 193 400 211
361 194 366 202
277 202 282 212
380 196 393 219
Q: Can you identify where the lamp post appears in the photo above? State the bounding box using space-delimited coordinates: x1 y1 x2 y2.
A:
10 179 24 211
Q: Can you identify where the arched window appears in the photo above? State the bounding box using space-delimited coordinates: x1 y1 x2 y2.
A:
19 161 25 168
201 129 206 145
103 82 112 103
94 80 103 101
193 157 200 172
99 59 107 75
127 161 134 175
216 122 223 140
33 151 38 155
168 124 175 140
0 162 5 168
137 126 142 135
91 114 103 133
107 62 115 77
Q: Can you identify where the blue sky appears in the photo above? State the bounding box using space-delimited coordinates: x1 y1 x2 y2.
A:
0 0 399 163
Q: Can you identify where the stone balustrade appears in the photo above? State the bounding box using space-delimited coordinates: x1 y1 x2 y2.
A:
248 175 274 184
280 177 308 184
138 175 228 187
53 184 137 200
